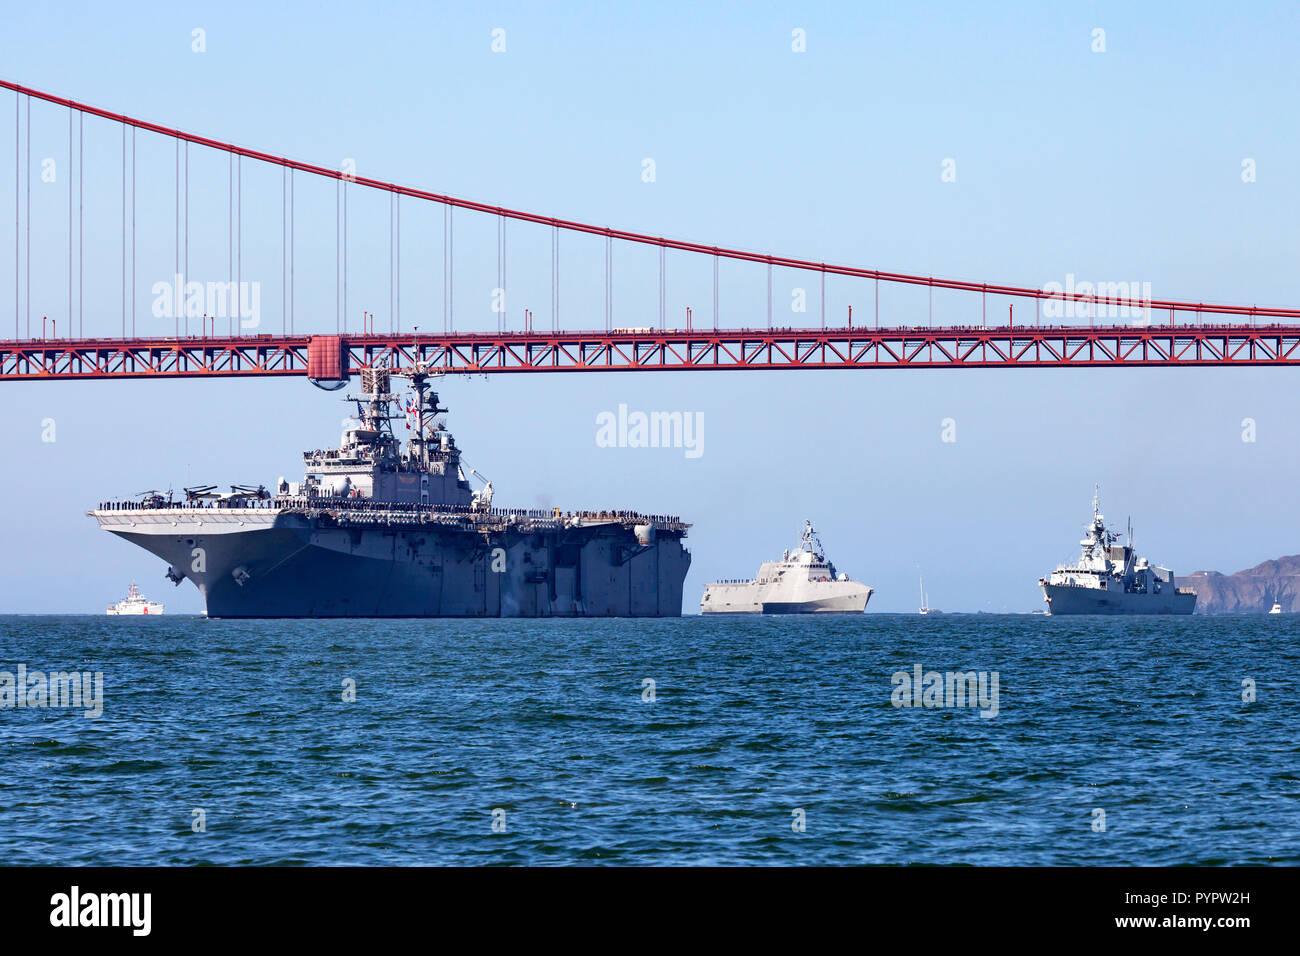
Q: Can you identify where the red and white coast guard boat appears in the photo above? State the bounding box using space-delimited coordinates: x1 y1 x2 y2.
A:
106 582 164 616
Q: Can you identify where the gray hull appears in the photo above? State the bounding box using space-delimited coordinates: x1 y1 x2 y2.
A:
1041 583 1196 615
759 599 868 614
702 590 873 614
98 509 690 618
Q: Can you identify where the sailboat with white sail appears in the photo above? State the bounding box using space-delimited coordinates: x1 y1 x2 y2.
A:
919 573 941 615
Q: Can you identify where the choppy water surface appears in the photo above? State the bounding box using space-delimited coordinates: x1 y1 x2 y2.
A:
1 614 1296 865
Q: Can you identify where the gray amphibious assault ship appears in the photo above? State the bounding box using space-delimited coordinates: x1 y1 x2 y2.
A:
1038 487 1195 615
92 366 691 617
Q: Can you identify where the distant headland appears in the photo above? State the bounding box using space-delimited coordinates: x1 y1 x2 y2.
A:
1178 556 1300 614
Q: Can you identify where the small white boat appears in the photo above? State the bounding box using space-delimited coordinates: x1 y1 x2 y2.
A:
1269 602 1283 615
106 582 164 616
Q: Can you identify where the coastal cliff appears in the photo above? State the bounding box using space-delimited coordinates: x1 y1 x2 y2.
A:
1177 555 1300 614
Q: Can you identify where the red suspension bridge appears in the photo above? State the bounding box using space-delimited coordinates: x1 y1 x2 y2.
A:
2 79 1299 383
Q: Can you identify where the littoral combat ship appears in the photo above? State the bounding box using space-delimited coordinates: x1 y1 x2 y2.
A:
701 520 872 613
91 366 691 617
1038 487 1195 615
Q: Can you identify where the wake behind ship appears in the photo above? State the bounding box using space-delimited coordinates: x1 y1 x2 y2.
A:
91 366 690 618
1038 488 1195 615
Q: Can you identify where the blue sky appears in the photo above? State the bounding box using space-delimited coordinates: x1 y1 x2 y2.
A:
2 1 1299 612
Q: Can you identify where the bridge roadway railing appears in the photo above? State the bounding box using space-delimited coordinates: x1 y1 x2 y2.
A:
13 322 1300 381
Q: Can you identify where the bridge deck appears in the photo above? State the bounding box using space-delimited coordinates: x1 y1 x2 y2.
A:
5 325 1300 380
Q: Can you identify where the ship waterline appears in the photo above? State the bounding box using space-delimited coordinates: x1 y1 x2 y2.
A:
1039 582 1194 615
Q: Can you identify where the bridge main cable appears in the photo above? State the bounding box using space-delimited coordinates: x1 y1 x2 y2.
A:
4 77 1296 322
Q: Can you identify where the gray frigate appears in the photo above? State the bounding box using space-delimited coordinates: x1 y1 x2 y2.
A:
91 367 691 618
1038 488 1195 615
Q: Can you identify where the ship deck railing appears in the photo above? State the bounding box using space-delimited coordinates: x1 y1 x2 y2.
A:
94 496 687 529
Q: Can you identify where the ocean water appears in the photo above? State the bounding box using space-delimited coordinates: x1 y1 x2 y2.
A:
0 613 1296 866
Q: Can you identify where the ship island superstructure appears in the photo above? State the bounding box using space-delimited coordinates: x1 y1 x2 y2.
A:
701 520 872 614
91 366 691 618
1038 487 1195 615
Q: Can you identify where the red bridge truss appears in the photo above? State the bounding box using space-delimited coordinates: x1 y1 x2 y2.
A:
5 325 1300 382
2 79 1298 382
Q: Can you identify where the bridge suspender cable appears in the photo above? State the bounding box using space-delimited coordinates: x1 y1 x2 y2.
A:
79 111 84 338
343 176 348 333
121 123 125 337
228 153 233 336
70 110 74 339
131 126 135 337
388 191 393 334
290 168 295 335
283 165 287 336
334 178 339 332
13 92 18 339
